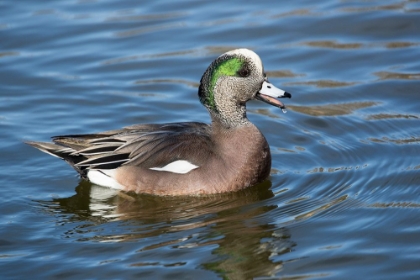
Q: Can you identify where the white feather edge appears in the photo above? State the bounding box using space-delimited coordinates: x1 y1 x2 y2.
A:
87 160 199 190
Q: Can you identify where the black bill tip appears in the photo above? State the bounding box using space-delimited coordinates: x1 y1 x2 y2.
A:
282 92 292 98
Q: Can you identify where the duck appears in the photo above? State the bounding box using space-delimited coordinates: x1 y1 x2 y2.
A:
26 49 291 196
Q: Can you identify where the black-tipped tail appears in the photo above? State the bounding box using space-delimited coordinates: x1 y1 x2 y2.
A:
25 141 88 177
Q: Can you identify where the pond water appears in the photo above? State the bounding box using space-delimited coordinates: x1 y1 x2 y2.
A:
1 0 420 279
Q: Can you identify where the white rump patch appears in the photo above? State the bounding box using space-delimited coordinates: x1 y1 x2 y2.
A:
87 169 124 190
149 160 199 174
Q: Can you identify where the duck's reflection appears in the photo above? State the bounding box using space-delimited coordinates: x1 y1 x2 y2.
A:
41 180 296 279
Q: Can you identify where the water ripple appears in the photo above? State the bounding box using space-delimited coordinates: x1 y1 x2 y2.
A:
2 0 420 278
289 102 377 116
374 71 420 80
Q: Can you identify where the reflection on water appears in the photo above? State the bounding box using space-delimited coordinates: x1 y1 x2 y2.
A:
106 12 187 22
302 40 363 49
366 113 418 120
286 80 357 88
374 71 420 80
265 70 305 78
115 22 188 38
368 136 420 145
39 181 288 278
342 3 405 13
0 51 19 58
300 40 420 50
35 179 352 279
134 78 199 88
289 102 376 116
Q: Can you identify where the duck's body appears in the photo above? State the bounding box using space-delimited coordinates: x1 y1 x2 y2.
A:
26 49 291 196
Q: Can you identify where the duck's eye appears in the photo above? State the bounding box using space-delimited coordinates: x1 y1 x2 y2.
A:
237 68 250 77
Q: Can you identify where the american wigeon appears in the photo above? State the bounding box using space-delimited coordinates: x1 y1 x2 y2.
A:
26 49 291 196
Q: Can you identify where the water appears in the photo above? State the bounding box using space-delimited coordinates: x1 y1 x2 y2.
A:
1 0 420 279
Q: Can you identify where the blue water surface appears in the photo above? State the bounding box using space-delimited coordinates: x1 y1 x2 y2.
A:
1 0 420 279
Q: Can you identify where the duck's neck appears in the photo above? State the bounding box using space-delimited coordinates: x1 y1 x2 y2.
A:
209 102 250 129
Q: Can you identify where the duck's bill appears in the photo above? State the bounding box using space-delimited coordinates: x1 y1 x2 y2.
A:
255 81 291 109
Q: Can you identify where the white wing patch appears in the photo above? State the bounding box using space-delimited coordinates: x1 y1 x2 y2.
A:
87 169 124 190
150 160 199 174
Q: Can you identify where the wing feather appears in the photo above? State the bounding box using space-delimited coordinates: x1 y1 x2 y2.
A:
26 122 214 177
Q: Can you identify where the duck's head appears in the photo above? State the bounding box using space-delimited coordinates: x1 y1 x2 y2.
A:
198 48 291 127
